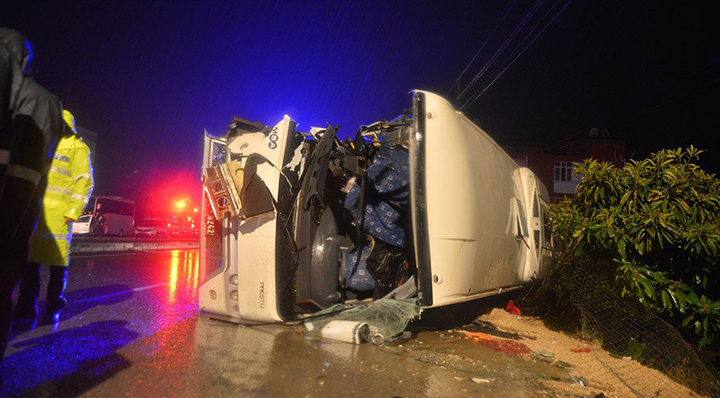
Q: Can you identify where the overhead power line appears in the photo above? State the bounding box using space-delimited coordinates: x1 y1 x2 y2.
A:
460 0 573 111
460 0 564 109
456 0 545 103
697 57 720 71
452 0 520 103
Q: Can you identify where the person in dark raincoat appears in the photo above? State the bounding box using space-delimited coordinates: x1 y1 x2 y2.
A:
0 28 63 373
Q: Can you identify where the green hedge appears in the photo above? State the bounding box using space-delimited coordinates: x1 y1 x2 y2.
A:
549 147 720 347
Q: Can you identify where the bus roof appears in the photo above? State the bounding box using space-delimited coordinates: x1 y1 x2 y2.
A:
91 195 135 204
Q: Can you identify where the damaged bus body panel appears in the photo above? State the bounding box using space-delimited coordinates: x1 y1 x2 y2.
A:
199 115 301 322
417 92 551 308
199 91 551 322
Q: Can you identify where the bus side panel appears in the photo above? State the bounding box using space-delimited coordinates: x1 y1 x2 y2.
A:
93 197 135 236
420 91 527 307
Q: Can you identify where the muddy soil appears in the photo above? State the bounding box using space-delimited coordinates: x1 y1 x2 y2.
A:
393 308 700 397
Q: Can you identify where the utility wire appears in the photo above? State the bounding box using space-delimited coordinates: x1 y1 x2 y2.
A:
452 0 520 103
461 0 573 110
697 57 720 72
456 0 544 102
498 0 564 73
461 0 563 107
461 0 572 110
456 0 545 103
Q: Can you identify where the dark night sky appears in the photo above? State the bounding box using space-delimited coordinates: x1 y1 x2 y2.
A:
4 1 719 207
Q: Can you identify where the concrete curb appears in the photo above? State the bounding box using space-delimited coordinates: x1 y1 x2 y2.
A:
71 238 199 253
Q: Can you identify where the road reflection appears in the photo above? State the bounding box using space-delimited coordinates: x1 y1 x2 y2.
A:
166 249 199 306
169 250 179 302
2 250 550 396
3 250 203 396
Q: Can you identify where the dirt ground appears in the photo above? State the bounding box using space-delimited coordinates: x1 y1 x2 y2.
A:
475 308 700 397
381 307 705 397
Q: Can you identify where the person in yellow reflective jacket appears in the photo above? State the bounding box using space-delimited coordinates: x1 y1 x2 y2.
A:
14 110 93 320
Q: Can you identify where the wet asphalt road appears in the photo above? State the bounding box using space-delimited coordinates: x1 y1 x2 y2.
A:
1 250 569 397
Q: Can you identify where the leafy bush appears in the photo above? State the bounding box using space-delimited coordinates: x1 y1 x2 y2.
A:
548 147 720 347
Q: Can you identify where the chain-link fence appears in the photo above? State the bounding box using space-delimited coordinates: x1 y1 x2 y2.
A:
522 255 720 397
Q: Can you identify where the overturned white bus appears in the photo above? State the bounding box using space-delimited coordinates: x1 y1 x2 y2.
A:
198 91 552 322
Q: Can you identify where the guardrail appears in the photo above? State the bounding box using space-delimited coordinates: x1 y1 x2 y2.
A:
71 236 199 254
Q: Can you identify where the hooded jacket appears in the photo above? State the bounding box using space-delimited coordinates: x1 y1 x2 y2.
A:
1 29 33 182
0 29 62 244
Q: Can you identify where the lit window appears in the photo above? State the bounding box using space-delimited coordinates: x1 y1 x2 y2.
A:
553 161 583 182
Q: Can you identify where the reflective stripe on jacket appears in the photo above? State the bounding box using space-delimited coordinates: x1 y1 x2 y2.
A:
0 30 62 241
30 134 93 266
